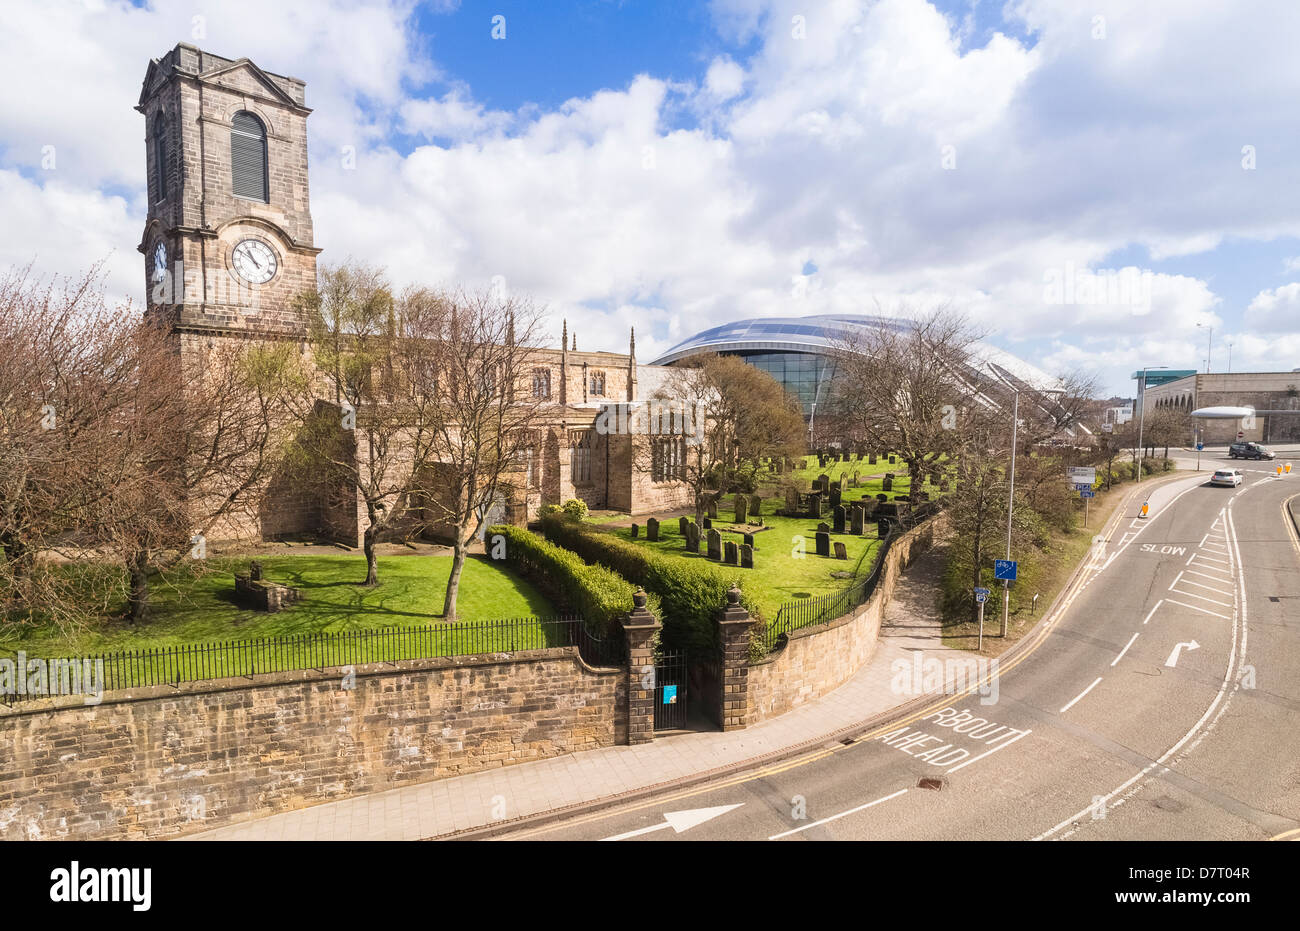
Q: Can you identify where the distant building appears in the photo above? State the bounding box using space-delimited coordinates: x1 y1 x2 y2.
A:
1141 371 1300 444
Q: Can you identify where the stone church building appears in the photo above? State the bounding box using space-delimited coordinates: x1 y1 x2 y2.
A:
136 43 693 545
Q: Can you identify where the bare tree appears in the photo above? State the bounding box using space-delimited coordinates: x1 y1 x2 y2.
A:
411 286 548 620
827 307 983 493
290 264 446 587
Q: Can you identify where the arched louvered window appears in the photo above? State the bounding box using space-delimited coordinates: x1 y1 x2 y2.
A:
231 111 268 202
152 114 168 202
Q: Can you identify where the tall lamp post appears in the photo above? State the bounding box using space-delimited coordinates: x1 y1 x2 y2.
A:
1135 365 1168 484
1197 323 1213 374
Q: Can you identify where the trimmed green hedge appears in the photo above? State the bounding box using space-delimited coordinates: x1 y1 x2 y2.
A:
485 524 642 634
540 515 761 652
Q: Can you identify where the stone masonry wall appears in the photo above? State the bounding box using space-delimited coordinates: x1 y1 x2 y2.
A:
0 648 624 841
746 516 943 724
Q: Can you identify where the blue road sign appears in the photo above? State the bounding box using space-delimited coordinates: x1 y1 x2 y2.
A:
1074 482 1091 491
994 559 1018 581
662 685 677 705
1196 442 1204 451
1080 489 1095 499
974 587 990 603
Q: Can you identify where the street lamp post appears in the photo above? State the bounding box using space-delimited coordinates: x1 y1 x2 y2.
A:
1197 323 1213 374
1135 365 1168 484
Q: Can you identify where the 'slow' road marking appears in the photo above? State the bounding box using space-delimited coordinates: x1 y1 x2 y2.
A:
1060 677 1103 713
1111 633 1140 667
768 789 907 840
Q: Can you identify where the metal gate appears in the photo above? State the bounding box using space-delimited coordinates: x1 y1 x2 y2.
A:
653 650 688 731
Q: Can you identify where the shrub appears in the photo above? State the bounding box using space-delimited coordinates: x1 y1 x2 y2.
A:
538 503 564 519
561 498 589 521
484 524 635 634
540 514 761 652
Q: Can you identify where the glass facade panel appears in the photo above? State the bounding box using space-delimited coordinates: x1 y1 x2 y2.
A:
728 350 836 415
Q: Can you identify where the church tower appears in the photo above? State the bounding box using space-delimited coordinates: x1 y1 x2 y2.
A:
136 44 320 339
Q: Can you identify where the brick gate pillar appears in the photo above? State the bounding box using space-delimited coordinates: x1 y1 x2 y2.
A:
717 584 752 731
622 590 661 745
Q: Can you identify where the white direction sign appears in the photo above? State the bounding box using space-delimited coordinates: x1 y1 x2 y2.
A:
600 804 744 841
1066 466 1096 485
1165 640 1201 668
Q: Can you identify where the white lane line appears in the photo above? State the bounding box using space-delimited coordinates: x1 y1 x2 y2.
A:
1111 633 1140 667
1198 533 1209 548
1168 570 1186 590
1180 578 1233 596
1170 588 1233 608
947 729 1033 773
1164 598 1230 619
1191 553 1230 565
768 789 907 840
1185 568 1232 584
1060 677 1103 713
1143 600 1163 625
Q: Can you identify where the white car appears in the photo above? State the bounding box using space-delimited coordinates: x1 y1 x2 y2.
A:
1210 468 1243 487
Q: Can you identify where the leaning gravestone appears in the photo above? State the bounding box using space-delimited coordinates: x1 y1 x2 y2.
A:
833 541 848 560
815 530 830 557
833 505 846 534
707 529 722 561
646 517 660 541
724 541 738 566
740 544 754 569
735 495 748 525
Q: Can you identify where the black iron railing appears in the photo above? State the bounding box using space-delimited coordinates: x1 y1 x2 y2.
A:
0 615 624 706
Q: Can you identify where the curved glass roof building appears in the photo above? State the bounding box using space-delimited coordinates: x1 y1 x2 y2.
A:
651 314 1065 418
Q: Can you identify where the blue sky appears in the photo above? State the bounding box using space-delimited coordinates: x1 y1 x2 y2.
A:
3 0 1300 395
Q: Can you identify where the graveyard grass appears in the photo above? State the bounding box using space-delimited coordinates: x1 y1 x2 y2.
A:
2 553 555 657
615 490 900 623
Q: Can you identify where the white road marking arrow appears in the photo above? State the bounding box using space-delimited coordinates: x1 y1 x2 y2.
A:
600 804 744 841
1165 640 1201 668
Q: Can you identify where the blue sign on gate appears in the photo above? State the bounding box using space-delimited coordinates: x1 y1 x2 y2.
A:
662 685 678 705
994 559 1018 581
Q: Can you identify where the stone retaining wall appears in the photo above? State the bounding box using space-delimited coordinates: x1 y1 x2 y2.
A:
0 648 623 841
746 517 943 724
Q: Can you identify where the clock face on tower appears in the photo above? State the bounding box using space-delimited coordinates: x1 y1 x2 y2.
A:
151 241 167 284
231 238 278 284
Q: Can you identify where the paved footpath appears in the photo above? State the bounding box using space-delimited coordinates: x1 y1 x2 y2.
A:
190 547 965 841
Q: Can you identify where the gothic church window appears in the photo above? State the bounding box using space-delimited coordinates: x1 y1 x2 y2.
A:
152 113 168 203
231 111 269 202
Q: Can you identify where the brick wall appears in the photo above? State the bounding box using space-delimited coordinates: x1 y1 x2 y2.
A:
0 648 624 841
746 517 943 724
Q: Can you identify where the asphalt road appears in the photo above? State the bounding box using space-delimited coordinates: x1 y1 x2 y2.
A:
504 455 1300 841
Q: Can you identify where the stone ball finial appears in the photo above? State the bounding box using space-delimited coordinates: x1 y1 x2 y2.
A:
633 589 648 608
727 583 741 605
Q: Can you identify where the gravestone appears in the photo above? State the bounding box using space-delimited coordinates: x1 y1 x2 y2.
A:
808 493 822 518
833 541 848 560
707 529 722 561
743 532 756 548
817 473 829 493
735 495 748 525
707 498 718 519
850 507 864 536
631 524 639 539
724 541 738 566
829 487 842 509
817 522 830 534
685 522 700 553
833 505 846 534
882 473 894 492
785 487 800 513
646 517 660 541
889 454 896 464
702 516 712 530
815 530 830 557
740 544 754 569
750 494 762 517
869 453 877 464
679 516 690 537
852 471 859 487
